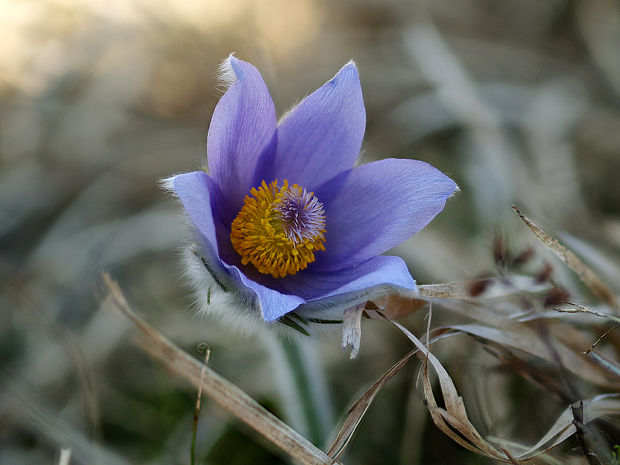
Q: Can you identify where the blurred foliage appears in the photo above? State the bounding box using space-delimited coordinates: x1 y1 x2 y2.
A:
2 0 620 464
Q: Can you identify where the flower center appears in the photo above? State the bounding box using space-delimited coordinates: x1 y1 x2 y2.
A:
230 180 326 278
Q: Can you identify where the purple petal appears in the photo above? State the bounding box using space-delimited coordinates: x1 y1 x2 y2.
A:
223 264 305 322
314 159 457 271
283 255 416 301
172 171 233 287
268 62 365 189
173 171 219 251
207 56 276 222
231 255 415 321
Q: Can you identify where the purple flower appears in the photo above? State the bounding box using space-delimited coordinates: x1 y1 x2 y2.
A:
168 56 457 326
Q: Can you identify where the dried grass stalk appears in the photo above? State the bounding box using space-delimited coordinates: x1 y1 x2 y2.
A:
325 302 620 463
512 205 618 309
384 314 620 463
326 349 417 461
102 273 338 465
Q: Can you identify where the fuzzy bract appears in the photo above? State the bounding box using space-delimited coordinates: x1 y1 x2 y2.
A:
168 56 457 327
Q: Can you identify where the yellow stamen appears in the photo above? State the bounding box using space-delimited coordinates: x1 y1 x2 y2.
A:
230 180 326 278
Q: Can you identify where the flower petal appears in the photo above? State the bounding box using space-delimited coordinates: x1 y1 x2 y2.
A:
292 255 417 319
314 158 457 271
207 56 277 221
268 62 365 188
223 264 305 322
173 171 219 252
286 254 415 298
229 255 416 322
172 171 232 287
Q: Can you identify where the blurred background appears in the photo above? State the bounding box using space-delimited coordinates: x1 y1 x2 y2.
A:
2 0 620 463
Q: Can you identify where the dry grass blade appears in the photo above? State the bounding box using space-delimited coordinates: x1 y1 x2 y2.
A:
367 294 425 319
587 352 620 378
512 205 618 308
325 350 417 461
380 316 508 460
382 314 620 462
584 324 620 355
437 324 619 388
101 273 337 465
515 395 620 460
417 276 549 300
555 303 620 325
418 281 469 299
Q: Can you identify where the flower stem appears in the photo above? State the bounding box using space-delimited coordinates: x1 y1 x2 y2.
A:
265 334 334 447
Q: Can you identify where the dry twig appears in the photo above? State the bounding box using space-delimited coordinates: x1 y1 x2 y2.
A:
102 273 338 465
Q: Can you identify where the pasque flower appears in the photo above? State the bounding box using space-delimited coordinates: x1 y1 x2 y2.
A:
169 56 457 327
